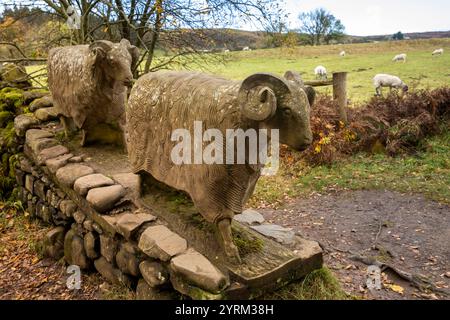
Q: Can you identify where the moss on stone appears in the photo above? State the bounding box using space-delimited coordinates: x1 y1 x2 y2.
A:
233 230 264 255
0 111 13 127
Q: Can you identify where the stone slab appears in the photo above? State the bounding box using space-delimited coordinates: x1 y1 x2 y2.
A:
170 248 228 293
138 225 187 262
74 173 114 197
56 164 94 187
86 185 125 213
234 209 265 225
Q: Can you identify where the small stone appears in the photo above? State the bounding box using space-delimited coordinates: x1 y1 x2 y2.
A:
94 257 132 288
112 173 141 199
25 129 53 145
170 272 223 300
56 164 94 188
234 209 265 225
116 243 141 277
15 169 25 186
43 226 65 260
138 225 187 262
14 114 38 137
25 175 34 193
100 235 118 263
84 232 99 259
64 229 76 264
40 204 52 223
34 107 58 122
38 145 69 165
74 174 114 197
45 153 74 173
49 191 61 209
83 220 94 231
68 156 83 163
86 185 125 213
251 224 296 245
71 235 90 269
139 260 168 287
29 95 53 112
170 248 228 293
33 179 46 200
136 279 174 300
29 138 59 154
92 222 103 234
73 211 86 224
116 212 156 240
19 157 33 173
59 200 77 218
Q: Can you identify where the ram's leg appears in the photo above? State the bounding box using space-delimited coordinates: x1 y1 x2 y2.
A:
80 129 87 147
217 218 241 264
60 116 76 139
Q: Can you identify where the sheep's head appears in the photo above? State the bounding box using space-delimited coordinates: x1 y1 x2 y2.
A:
88 39 140 87
237 71 314 151
402 83 409 92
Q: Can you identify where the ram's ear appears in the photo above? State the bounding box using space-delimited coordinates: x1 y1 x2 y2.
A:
238 73 290 121
120 39 131 47
284 70 304 86
304 85 316 107
119 39 140 74
128 46 141 73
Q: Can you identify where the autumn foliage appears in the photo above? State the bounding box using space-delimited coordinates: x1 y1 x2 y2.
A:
282 88 450 166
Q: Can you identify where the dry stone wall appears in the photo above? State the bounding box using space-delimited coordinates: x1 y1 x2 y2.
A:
9 88 323 300
12 99 231 300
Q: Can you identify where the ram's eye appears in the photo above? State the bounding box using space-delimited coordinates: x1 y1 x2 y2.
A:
282 108 291 117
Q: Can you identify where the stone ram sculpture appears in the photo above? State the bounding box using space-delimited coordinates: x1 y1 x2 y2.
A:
47 39 140 146
127 70 314 263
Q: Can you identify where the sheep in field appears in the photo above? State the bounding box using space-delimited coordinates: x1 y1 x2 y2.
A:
314 65 327 80
373 74 408 96
392 53 407 63
432 48 444 56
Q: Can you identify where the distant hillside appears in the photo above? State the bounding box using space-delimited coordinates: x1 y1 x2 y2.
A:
174 29 450 51
351 31 450 43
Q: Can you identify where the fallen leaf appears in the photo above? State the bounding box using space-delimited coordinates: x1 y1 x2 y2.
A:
385 284 404 294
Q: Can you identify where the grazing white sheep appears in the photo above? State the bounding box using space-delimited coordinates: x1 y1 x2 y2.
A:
432 48 444 56
392 53 407 63
314 65 327 80
340 51 346 57
373 74 409 96
242 46 250 51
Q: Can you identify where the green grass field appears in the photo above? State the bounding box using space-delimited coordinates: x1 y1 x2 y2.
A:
27 38 450 103
208 39 450 103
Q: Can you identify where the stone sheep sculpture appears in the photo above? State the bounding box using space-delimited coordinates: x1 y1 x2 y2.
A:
127 70 315 263
47 39 140 146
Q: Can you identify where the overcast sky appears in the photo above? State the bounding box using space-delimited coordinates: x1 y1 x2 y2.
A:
284 0 450 36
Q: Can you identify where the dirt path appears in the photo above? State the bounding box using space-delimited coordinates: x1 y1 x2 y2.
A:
259 190 450 300
1 190 449 300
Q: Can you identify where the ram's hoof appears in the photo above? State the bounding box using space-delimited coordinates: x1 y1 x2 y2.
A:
225 243 242 265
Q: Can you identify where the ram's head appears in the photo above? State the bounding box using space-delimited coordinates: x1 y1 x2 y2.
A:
238 70 315 151
88 39 140 87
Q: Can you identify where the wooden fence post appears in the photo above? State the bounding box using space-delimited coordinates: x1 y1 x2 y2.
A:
332 72 348 124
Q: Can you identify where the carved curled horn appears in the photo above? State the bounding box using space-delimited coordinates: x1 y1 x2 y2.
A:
238 73 290 121
89 40 113 53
